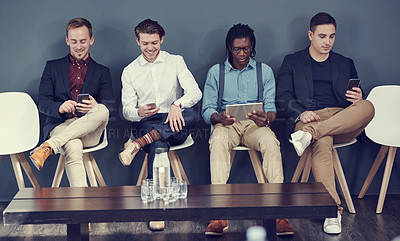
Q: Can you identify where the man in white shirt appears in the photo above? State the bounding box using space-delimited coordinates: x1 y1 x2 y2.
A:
119 19 202 230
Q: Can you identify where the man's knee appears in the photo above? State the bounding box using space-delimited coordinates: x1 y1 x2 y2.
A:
359 99 375 119
90 104 109 121
259 134 280 150
182 108 199 127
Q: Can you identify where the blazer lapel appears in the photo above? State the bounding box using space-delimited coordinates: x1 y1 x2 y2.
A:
300 49 313 98
62 55 72 99
330 52 340 91
82 59 95 93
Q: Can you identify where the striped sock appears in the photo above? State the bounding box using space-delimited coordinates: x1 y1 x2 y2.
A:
133 129 162 148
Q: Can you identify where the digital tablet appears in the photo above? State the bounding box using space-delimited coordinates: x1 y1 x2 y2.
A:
225 102 263 121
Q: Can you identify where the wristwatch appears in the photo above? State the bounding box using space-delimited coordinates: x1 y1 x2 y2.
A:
173 100 182 108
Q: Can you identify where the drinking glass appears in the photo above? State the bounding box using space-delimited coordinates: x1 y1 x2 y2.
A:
141 179 154 202
178 180 187 199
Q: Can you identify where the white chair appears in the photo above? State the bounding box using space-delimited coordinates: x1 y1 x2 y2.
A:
291 139 357 214
210 126 267 183
136 134 194 186
0 92 40 189
52 128 108 187
358 85 400 213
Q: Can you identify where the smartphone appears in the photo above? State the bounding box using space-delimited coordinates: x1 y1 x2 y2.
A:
345 79 361 99
147 103 156 110
77 93 90 104
76 93 89 117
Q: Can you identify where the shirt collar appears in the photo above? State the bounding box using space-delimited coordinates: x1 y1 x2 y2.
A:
69 54 90 66
224 57 256 71
138 50 166 66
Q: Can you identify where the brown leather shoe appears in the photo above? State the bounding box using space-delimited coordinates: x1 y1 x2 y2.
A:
29 142 52 170
205 220 228 236
148 221 165 231
118 140 140 166
276 218 294 236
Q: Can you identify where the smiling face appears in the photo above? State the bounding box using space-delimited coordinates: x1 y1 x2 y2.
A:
308 24 336 61
66 26 94 61
230 37 252 70
136 33 164 63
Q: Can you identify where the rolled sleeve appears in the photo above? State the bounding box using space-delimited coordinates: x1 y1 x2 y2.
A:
201 65 219 125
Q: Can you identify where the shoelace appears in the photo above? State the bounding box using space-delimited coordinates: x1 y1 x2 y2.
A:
277 219 288 225
130 146 139 155
41 146 52 156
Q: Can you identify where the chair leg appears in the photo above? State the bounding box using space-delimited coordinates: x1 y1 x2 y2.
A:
136 154 148 186
248 150 267 183
0 155 2 164
87 153 106 186
52 155 65 187
173 151 190 184
15 153 40 188
169 151 183 181
376 147 397 214
83 153 98 187
291 149 309 182
332 149 356 214
358 145 389 199
10 154 25 189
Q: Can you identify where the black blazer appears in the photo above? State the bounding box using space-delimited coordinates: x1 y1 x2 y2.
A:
276 48 358 138
38 55 115 140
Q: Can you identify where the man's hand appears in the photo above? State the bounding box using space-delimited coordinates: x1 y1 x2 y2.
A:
299 110 321 123
59 100 77 114
210 111 236 126
164 104 185 132
346 87 363 103
138 104 160 118
247 110 276 127
76 95 98 114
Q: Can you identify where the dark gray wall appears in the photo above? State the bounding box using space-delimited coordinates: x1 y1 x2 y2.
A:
1 0 399 201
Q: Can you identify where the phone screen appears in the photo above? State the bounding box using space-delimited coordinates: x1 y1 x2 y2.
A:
77 93 89 103
346 79 361 91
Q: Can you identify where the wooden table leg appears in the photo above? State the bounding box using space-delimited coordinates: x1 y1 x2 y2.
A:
67 223 89 241
263 219 276 241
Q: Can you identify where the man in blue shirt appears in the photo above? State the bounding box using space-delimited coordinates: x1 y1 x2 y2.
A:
202 24 293 237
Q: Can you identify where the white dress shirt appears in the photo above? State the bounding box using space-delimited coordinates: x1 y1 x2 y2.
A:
121 50 202 122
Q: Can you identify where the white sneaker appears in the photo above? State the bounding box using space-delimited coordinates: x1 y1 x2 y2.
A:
290 130 312 156
323 211 342 234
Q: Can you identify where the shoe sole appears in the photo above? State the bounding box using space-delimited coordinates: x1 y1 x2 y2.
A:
29 156 42 171
205 226 228 236
148 222 165 231
276 231 294 236
118 153 132 167
291 140 305 156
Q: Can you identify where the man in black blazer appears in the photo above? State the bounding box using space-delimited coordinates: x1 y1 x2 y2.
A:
277 12 374 234
30 17 114 187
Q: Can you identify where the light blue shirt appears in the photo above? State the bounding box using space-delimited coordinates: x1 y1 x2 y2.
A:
202 58 277 125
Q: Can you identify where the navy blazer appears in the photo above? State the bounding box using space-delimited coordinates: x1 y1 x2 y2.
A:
276 48 358 138
38 55 115 140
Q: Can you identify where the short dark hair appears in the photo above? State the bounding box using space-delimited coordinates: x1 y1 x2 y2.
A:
66 17 92 37
310 12 336 32
134 19 165 39
225 23 256 58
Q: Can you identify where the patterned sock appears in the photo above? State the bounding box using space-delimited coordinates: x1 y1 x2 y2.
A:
133 129 162 148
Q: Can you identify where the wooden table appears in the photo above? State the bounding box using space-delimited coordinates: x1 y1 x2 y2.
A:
3 183 336 241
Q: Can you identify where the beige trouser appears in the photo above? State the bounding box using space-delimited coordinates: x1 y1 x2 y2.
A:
48 104 109 187
294 100 375 205
209 120 283 184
